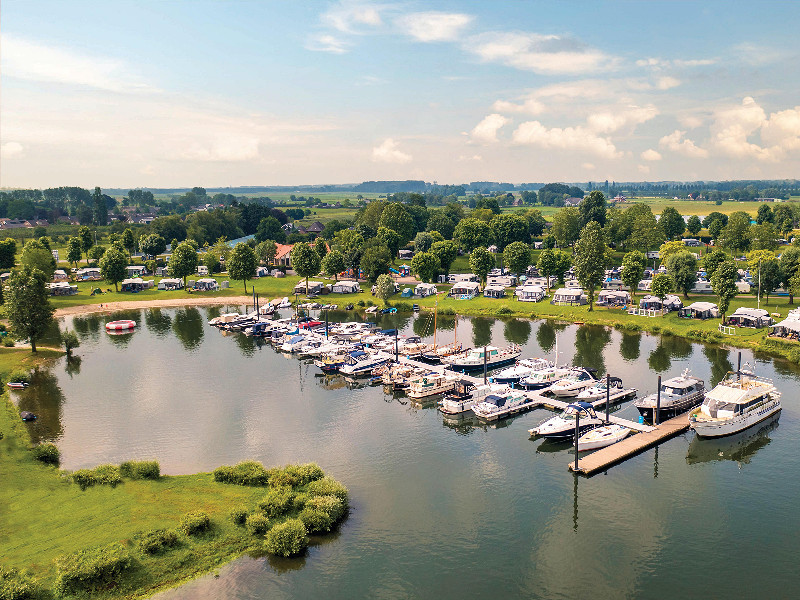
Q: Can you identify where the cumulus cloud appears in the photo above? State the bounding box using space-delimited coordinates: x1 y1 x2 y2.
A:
762 106 800 153
637 164 651 174
468 32 615 74
471 114 509 143
512 121 621 159
659 130 709 158
586 104 658 133
1 142 24 158
582 162 596 170
306 34 350 54
372 138 412 163
641 149 662 161
397 12 473 42
709 96 772 160
322 1 384 33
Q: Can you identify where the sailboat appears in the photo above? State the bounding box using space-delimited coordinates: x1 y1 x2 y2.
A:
420 304 463 363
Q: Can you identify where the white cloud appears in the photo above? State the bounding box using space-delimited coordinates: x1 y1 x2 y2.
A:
762 106 800 153
636 57 717 68
177 137 260 162
656 76 681 90
470 113 509 143
512 121 621 159
586 104 658 133
322 1 384 33
637 164 651 174
458 154 483 161
709 96 771 160
306 34 350 54
659 130 709 158
372 138 412 163
397 12 473 42
468 32 615 74
679 115 704 129
1 142 24 158
641 149 662 161
1 34 156 93
582 162 596 170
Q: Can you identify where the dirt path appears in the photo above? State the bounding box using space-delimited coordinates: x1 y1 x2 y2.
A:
53 296 256 317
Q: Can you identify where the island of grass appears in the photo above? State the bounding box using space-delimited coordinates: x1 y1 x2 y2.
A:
0 390 348 600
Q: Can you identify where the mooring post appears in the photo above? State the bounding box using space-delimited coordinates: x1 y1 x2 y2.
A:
574 410 580 471
325 310 329 340
655 375 662 426
483 345 488 384
738 351 742 382
395 329 399 363
605 373 610 423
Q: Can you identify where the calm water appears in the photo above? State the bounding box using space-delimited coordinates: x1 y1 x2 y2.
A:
16 307 800 599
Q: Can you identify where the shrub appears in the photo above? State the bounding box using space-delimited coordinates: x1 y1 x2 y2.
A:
0 566 37 600
54 543 132 597
393 301 413 312
305 495 346 523
306 476 348 504
32 443 60 465
120 460 160 480
138 528 179 555
71 464 122 489
268 463 324 488
356 299 365 307
230 506 249 525
179 511 210 536
213 461 269 486
439 307 455 315
258 486 294 518
245 513 272 535
264 519 308 557
495 307 513 316
292 492 310 511
8 369 30 385
2 338 14 348
299 508 333 534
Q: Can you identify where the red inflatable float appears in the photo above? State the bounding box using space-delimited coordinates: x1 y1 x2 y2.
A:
106 320 137 331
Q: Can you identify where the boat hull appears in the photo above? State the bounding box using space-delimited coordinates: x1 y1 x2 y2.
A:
577 425 630 451
634 392 704 422
690 400 781 438
446 355 519 373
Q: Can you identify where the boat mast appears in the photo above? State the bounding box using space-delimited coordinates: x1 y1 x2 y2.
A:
433 300 437 350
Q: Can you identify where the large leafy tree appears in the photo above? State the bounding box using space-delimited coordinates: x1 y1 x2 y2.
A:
426 209 457 239
702 249 729 279
573 222 610 311
92 186 108 226
551 207 581 247
537 248 571 290
121 228 135 257
773 204 796 235
650 273 674 301
291 242 322 294
719 212 752 253
665 251 698 298
749 222 779 251
756 203 774 225
376 227 400 261
659 207 686 240
524 209 547 237
99 245 128 291
20 240 56 280
503 241 532 275
255 216 286 243
0 238 17 269
658 240 685 262
140 233 167 258
66 237 83 268
411 251 440 283
702 212 728 229
321 249 346 280
579 190 607 227
333 229 365 272
6 266 55 353
255 240 278 266
747 253 782 304
228 242 257 292
780 246 800 304
469 246 495 286
453 218 493 252
78 225 94 264
360 244 392 283
489 214 530 250
414 231 434 253
621 250 647 298
710 260 738 321
378 202 416 244
430 240 458 276
168 241 199 286
374 273 396 305
686 215 702 236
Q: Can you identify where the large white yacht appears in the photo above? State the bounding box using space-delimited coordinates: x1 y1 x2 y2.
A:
548 368 598 398
442 345 522 373
492 358 553 385
529 402 604 439
471 389 534 421
634 369 705 421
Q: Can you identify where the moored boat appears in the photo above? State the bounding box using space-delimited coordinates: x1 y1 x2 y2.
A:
406 373 459 399
634 369 705 421
577 424 630 451
518 366 572 390
442 345 522 373
472 389 534 421
529 402 604 439
548 368 598 398
492 358 553 385
576 376 624 401
339 350 392 376
439 381 507 415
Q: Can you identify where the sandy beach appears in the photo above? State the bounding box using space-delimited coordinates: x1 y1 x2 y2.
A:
53 296 257 317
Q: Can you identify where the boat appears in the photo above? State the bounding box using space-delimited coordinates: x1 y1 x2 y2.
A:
209 313 241 327
576 376 624 401
106 319 137 331
442 345 522 373
365 306 379 313
528 402 604 439
418 306 463 364
492 358 553 385
689 370 781 438
472 389 534 421
518 366 572 390
548 368 598 398
439 381 507 415
686 413 780 465
379 364 425 390
406 373 459 399
7 382 28 389
577 424 630 451
339 350 393 376
277 297 292 308
634 369 705 421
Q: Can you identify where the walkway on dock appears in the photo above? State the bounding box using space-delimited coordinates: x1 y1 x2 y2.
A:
569 412 690 476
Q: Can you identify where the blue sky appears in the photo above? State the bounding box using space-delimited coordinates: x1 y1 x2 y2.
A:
2 0 799 188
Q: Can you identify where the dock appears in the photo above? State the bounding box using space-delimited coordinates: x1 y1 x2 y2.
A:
569 412 690 476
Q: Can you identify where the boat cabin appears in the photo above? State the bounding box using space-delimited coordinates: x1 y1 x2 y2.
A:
483 284 506 299
679 301 719 320
562 402 598 420
449 380 477 399
551 288 586 306
727 307 773 328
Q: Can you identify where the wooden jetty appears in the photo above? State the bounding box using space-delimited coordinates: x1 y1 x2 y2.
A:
569 412 690 476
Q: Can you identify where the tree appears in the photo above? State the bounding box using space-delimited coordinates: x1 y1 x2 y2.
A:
375 273 396 305
168 241 199 286
61 330 80 358
20 241 56 280
702 212 728 229
686 215 702 236
503 241 532 275
757 203 774 225
659 207 686 240
490 214 530 250
99 245 128 291
228 242 257 292
6 266 55 352
315 241 328 261
411 251 440 283
621 250 647 298
627 208 665 252
524 209 547 237
453 218 493 252
333 229 365 272
579 190 607 227
255 240 278 266
376 227 401 261
573 222 609 311
139 234 166 258
665 251 698 298
708 218 726 241
79 226 94 264
749 255 782 304
469 247 495 286
359 244 392 283
0 238 17 269
426 210 456 239
651 273 674 301
719 212 751 254
710 260 738 321
780 247 800 304
66 237 83 268
773 204 795 235
92 186 108 226
658 240 685 262
255 216 286 243
378 202 416 244
703 249 729 279
122 228 135 257
321 250 346 280
537 248 569 291
551 207 581 247
291 242 322 294
89 246 106 263
788 271 800 306
553 251 572 284
430 240 458 276
749 222 779 251
414 231 434 253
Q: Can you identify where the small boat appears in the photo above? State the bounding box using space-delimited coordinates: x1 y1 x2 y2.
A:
689 370 781 438
365 306 379 313
577 424 630 451
492 358 553 385
106 319 137 331
472 389 534 421
209 313 241 326
442 345 522 373
439 381 507 415
518 366 572 390
20 411 37 421
634 369 705 421
529 402 604 439
406 373 459 399
576 376 624 400
339 350 393 376
277 297 292 308
548 368 598 398
7 381 28 389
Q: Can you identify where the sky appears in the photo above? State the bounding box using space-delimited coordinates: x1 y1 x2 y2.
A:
1 0 800 189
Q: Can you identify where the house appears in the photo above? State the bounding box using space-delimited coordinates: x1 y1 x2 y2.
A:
48 282 78 296
679 301 719 320
306 221 325 234
483 284 506 299
296 280 325 295
398 249 414 260
53 269 69 282
74 267 102 281
0 218 32 229
597 290 631 306
120 278 149 292
126 265 148 277
274 243 294 267
516 284 546 302
639 294 682 312
449 281 480 298
564 197 583 207
129 213 156 224
157 278 184 290
331 280 361 294
551 288 586 306
727 307 773 328
415 282 437 297
194 278 219 291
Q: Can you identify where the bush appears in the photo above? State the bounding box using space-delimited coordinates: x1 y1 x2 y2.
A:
138 529 179 555
264 519 308 557
0 566 37 600
292 492 310 511
71 464 122 490
306 476 348 503
230 506 249 526
32 443 60 465
54 543 132 597
179 511 210 536
299 495 346 533
495 307 513 315
268 463 324 488
298 508 333 534
120 460 160 480
2 338 14 348
393 301 413 312
258 486 294 518
356 299 365 307
245 513 272 535
8 369 30 385
439 307 455 315
213 461 269 486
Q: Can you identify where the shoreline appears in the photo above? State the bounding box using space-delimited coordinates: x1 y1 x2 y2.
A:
53 296 257 317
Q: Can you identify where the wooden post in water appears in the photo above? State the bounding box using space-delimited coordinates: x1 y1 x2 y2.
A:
574 409 580 471
737 351 742 382
605 373 610 423
655 375 662 426
325 310 329 340
395 329 399 363
483 345 488 384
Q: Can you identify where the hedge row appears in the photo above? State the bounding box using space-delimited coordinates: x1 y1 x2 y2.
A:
0 566 37 600
71 464 122 489
120 460 160 480
213 461 325 488
53 543 132 598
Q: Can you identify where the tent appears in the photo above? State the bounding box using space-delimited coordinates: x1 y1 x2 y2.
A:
401 288 413 298
449 281 480 299
728 307 773 328
331 280 361 294
639 294 682 312
551 288 586 306
483 284 506 299
158 278 184 290
195 278 219 291
295 280 324 294
415 283 438 297
597 290 631 306
769 318 800 339
679 301 719 320
516 284 545 302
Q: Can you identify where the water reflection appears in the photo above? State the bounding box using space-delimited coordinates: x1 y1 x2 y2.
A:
647 344 671 372
64 356 82 378
686 414 780 466
660 335 693 359
73 314 102 341
173 307 204 351
536 321 556 353
503 318 531 345
472 317 492 348
144 309 173 337
441 413 480 435
106 330 135 348
702 346 733 386
619 332 641 362
17 370 65 444
413 313 435 337
572 325 610 372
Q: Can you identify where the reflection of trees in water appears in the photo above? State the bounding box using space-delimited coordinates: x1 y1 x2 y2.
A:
504 318 531 345
619 332 641 362
472 317 493 348
233 333 261 357
413 313 435 337
205 306 222 321
106 331 134 348
755 351 800 379
647 345 671 372
64 356 82 378
435 314 456 332
41 319 64 347
17 369 65 444
702 346 733 387
659 335 692 359
536 322 556 353
173 307 204 351
72 314 102 341
572 325 611 372
144 309 172 337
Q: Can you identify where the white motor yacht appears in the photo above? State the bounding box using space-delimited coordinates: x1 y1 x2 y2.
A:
577 424 631 451
439 381 508 415
634 369 705 421
339 350 393 376
548 368 599 398
472 389 534 421
529 402 604 439
492 358 554 385
518 366 572 390
576 376 624 401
